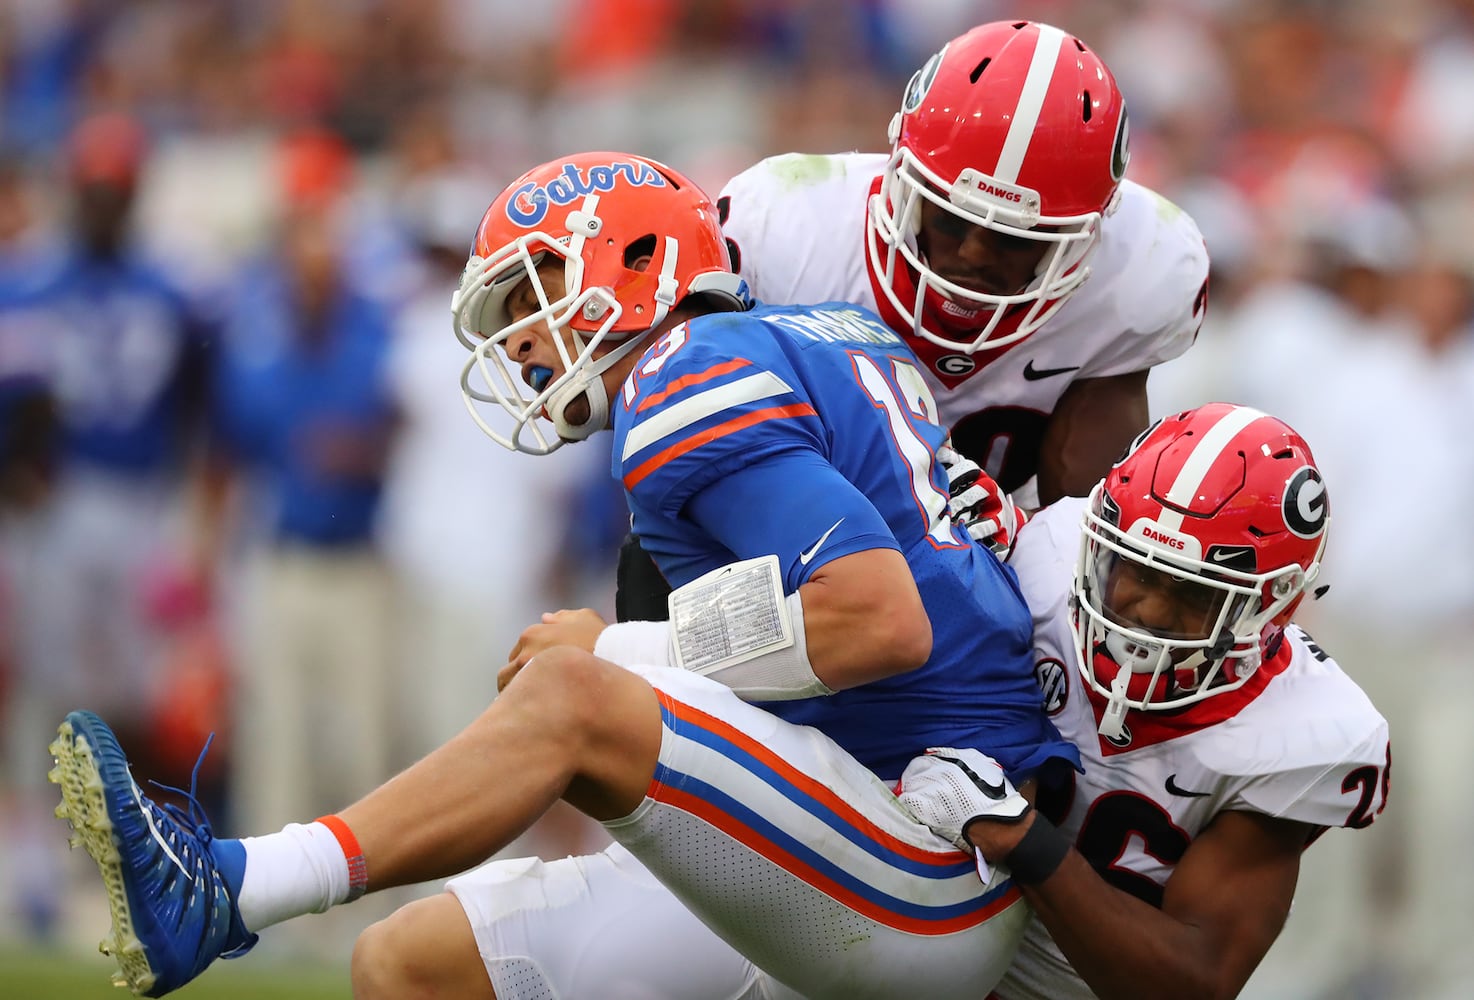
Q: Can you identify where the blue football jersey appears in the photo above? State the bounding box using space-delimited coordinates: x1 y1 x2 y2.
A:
30 251 205 476
612 302 1078 781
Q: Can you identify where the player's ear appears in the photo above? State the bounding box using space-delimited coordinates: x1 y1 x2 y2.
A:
623 233 656 273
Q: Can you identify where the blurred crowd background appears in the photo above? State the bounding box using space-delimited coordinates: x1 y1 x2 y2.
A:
1 1 1471 998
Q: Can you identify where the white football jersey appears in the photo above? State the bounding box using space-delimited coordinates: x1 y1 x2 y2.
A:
718 153 1210 490
992 497 1391 1000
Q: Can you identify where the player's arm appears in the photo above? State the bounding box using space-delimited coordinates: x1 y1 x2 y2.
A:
788 547 931 689
508 543 931 693
585 433 935 696
681 454 932 691
974 808 1308 1000
1035 369 1149 504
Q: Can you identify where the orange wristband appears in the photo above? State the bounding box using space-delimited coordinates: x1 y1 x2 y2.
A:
315 814 368 901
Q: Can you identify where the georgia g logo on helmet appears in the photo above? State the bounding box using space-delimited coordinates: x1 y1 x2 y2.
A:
1283 465 1328 539
1110 106 1131 183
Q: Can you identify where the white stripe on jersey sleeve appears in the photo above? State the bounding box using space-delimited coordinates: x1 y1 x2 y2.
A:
621 370 795 461
994 24 1067 183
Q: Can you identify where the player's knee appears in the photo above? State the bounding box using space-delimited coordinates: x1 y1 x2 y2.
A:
352 916 427 1000
513 645 628 732
352 899 492 1000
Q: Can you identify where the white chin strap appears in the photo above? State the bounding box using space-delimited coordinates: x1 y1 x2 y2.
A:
548 376 608 442
1098 631 1170 739
547 335 628 441
1099 671 1130 741
1094 631 1240 738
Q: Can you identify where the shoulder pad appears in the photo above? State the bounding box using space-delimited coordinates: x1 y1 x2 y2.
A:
1192 637 1390 828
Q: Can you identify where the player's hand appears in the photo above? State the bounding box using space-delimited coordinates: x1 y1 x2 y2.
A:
896 748 1031 860
937 445 1028 559
502 609 610 688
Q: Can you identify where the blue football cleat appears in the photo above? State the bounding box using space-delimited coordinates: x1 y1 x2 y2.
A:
49 710 256 996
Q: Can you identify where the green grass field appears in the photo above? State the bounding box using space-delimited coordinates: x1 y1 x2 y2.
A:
0 949 351 1000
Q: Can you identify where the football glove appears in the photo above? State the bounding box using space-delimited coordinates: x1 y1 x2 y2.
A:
938 445 1028 558
897 747 1031 881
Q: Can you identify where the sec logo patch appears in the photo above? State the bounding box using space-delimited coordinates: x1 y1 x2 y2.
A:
1036 657 1068 715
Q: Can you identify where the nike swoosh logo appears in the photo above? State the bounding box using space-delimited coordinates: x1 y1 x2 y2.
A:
1022 360 1081 381
1165 774 1211 798
799 518 845 566
134 781 192 877
1209 549 1246 564
934 752 1006 798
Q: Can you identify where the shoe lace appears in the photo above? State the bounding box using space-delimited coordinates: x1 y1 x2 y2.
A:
135 731 258 966
145 732 220 863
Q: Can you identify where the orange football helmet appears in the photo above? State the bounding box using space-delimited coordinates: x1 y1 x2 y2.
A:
453 152 748 453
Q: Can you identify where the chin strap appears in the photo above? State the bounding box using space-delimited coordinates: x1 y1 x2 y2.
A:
1097 671 1130 740
551 236 685 439
548 331 647 440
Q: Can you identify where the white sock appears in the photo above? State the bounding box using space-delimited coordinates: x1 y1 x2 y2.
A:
236 822 352 931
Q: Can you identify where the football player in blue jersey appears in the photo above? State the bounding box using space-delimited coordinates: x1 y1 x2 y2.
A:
51 152 1076 1000
18 114 213 754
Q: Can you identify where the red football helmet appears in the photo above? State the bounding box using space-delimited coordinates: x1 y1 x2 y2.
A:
453 152 748 454
867 20 1129 355
1072 404 1330 738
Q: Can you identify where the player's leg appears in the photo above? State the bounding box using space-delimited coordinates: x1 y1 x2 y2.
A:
609 664 1031 1000
50 645 662 996
352 892 491 1000
336 657 1031 1000
331 647 658 885
354 845 773 1000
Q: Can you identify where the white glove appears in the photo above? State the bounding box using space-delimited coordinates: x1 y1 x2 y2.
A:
937 445 1028 558
897 747 1031 881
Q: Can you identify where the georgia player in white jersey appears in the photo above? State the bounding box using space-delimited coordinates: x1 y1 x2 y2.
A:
613 19 1208 619
898 403 1391 1000
718 20 1209 509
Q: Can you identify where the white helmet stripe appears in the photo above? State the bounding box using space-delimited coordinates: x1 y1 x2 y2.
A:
1155 405 1269 531
993 24 1067 182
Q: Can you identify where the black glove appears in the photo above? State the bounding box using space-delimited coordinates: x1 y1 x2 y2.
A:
615 533 673 622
